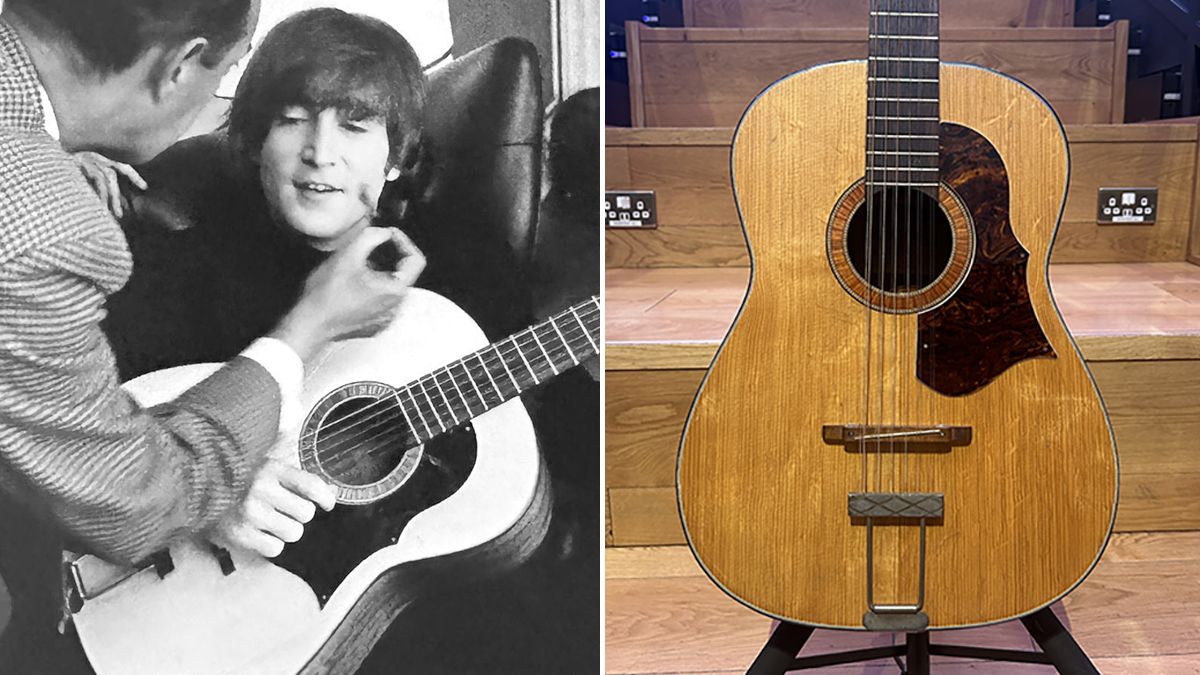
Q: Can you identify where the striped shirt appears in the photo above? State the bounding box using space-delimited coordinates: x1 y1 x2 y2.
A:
0 20 281 566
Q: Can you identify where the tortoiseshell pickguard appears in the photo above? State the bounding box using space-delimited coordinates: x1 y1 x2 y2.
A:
916 124 1056 396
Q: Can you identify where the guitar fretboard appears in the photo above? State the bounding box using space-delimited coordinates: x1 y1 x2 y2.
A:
867 0 940 193
388 296 600 443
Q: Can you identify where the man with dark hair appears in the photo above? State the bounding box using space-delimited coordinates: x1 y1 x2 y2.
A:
0 0 425 671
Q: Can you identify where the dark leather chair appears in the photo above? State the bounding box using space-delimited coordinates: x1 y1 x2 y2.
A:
402 36 543 339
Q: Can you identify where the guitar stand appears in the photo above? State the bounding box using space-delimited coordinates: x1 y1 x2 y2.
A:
745 606 1099 675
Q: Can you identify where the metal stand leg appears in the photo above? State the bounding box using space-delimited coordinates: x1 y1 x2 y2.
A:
745 622 814 675
1020 607 1101 675
904 632 930 675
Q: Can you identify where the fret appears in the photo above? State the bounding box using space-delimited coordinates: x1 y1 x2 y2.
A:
570 306 598 352
869 56 939 62
493 343 520 391
390 391 419 437
474 352 503 402
461 358 487 409
868 151 939 157
869 77 938 83
872 97 937 103
870 11 938 17
548 316 579 366
870 115 939 121
869 34 937 40
868 133 938 138
402 387 432 438
869 166 939 171
529 328 559 376
509 334 540 384
427 375 457 425
417 379 447 432
443 366 470 417
869 181 940 187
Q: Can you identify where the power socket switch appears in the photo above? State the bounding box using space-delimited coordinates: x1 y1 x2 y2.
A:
1098 187 1156 224
605 191 657 228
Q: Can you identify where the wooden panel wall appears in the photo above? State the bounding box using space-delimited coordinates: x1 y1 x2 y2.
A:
627 22 1128 127
683 0 1074 29
606 359 1200 546
606 124 1200 268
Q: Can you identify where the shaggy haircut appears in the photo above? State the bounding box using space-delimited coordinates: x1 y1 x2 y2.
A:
227 7 426 176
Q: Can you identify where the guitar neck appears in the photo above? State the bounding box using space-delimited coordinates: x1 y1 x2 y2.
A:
867 0 941 190
391 296 600 442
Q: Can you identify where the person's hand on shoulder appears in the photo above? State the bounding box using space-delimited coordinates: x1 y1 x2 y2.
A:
74 151 148 219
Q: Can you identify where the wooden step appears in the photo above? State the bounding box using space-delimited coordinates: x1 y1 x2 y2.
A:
606 123 1200 268
683 0 1073 29
626 22 1127 127
605 263 1200 545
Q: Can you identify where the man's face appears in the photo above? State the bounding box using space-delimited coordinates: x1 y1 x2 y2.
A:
121 0 260 163
258 106 393 251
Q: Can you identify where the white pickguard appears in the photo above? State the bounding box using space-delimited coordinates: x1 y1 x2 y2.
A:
73 289 540 674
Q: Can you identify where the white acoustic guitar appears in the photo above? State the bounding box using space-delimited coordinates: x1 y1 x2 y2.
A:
68 289 599 674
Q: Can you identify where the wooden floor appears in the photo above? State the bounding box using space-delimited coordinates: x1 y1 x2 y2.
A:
606 263 1200 346
606 533 1200 674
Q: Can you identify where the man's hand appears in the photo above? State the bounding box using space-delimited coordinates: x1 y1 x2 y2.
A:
213 460 338 558
74 151 148 219
271 227 425 363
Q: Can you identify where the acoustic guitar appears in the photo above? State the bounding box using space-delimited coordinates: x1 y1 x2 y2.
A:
677 0 1118 631
69 289 599 674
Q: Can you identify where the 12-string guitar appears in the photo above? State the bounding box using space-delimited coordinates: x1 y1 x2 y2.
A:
69 289 599 674
677 0 1117 630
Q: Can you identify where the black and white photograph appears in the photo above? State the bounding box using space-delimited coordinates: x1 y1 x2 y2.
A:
0 0 600 673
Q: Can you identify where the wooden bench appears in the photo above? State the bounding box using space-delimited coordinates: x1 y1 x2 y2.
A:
605 263 1200 545
683 0 1074 29
606 123 1200 268
626 21 1128 126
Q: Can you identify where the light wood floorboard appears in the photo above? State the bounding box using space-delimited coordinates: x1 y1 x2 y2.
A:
606 533 1200 674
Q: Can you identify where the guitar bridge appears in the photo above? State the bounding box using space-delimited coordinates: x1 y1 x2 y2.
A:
824 425 971 452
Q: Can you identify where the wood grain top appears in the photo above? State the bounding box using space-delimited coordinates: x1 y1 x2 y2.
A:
606 263 1200 367
605 123 1199 147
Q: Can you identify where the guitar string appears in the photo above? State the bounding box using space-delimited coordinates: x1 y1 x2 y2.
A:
311 302 599 451
308 307 599 460
310 305 600 468
315 310 601 471
862 1 875 497
300 299 599 443
902 0 912 497
300 301 600 465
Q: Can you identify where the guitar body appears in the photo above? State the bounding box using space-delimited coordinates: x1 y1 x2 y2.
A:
677 62 1118 629
74 289 550 674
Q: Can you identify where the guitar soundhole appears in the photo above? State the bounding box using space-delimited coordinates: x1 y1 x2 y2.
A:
314 395 420 486
827 180 974 314
846 187 953 294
